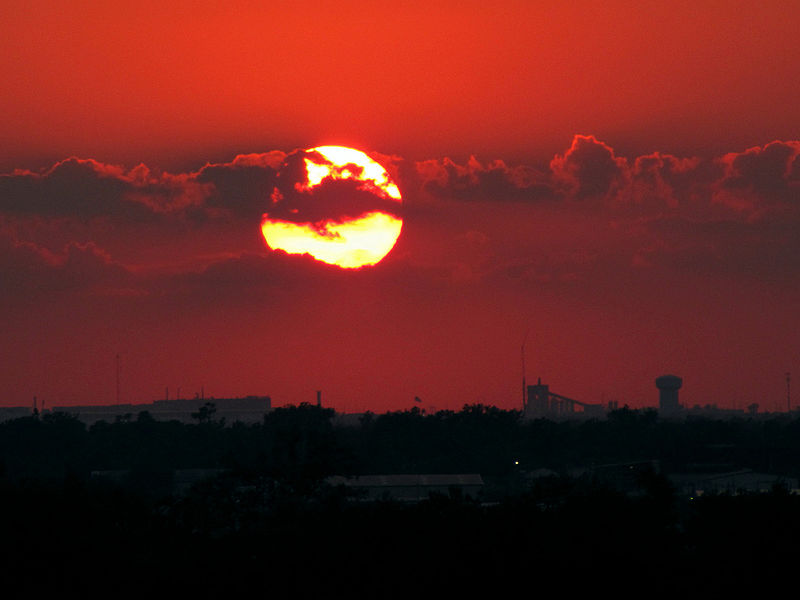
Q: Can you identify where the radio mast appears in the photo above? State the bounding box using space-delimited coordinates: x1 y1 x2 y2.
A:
521 330 529 410
116 353 120 405
787 372 791 413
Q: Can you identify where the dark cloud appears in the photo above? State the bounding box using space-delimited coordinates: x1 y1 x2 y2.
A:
633 215 800 284
0 230 132 300
266 177 402 226
0 153 288 226
627 153 703 212
414 155 553 202
0 157 212 223
719 141 799 193
713 141 800 214
161 250 335 297
550 135 628 200
404 137 800 287
196 152 284 220
1 158 144 220
264 149 402 226
4 138 798 228
2 137 799 299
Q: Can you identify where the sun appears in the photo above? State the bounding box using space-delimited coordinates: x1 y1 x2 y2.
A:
261 145 403 269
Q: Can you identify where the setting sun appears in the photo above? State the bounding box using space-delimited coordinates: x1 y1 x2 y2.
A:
261 145 402 269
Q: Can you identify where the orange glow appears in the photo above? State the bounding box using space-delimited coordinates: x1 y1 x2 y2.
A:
262 146 402 268
3 5 800 172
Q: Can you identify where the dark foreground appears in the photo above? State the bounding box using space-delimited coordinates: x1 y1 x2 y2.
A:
3 471 800 596
2 405 800 595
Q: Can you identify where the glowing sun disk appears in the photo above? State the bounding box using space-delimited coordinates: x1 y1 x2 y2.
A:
261 212 402 269
262 145 403 269
302 145 401 201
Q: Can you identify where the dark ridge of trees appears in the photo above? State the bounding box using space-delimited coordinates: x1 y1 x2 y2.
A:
2 468 799 595
341 404 523 475
3 404 800 593
3 404 800 486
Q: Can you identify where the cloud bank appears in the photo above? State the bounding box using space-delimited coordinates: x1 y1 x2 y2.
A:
1 136 798 304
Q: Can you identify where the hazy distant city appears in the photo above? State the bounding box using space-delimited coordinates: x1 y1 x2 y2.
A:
3 370 793 426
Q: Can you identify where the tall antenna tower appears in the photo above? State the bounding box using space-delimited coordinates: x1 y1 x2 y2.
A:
521 330 529 410
787 372 791 413
116 353 120 405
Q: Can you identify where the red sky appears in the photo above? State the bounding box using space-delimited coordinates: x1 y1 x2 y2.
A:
2 2 799 413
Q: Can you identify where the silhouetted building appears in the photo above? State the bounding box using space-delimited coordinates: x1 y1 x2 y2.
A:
656 374 682 417
50 395 271 426
91 468 225 496
526 379 550 416
686 404 747 419
572 460 661 496
0 407 35 423
668 469 798 496
327 474 484 502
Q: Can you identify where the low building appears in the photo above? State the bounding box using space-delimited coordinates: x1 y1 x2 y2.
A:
327 473 484 502
524 379 604 420
49 396 272 426
668 470 799 496
91 468 226 496
571 460 661 495
0 407 35 423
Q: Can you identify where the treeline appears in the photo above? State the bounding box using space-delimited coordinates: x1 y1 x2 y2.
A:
3 403 800 484
2 457 799 595
3 404 800 594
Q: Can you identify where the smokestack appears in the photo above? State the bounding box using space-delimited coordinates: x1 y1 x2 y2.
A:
316 390 321 407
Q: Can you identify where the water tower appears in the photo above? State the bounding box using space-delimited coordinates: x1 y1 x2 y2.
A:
656 375 682 416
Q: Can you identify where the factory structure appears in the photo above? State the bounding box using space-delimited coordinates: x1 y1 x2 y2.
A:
522 378 606 420
521 372 785 420
522 374 687 420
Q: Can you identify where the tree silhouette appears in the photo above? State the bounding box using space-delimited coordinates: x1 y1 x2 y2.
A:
191 402 218 424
